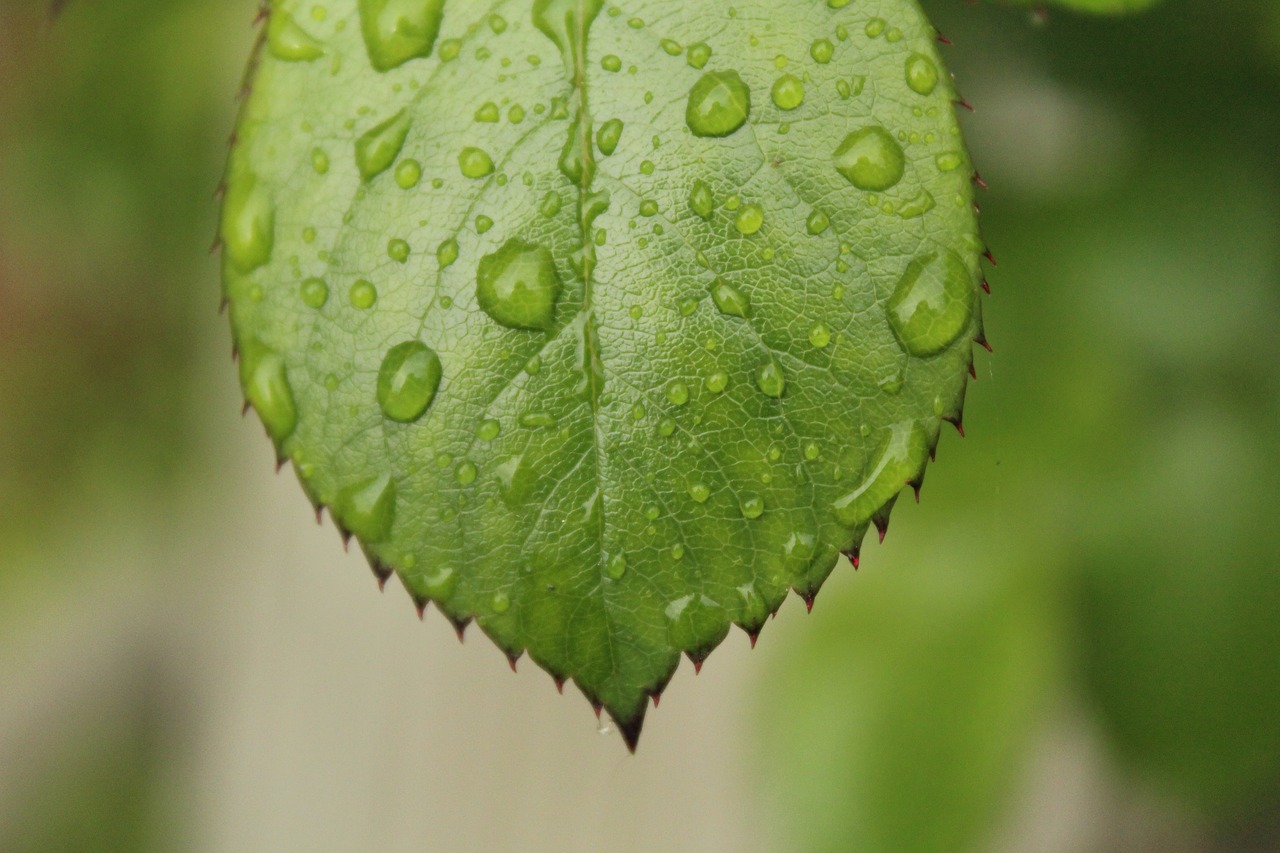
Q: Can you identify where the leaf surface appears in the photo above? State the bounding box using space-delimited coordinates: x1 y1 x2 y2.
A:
222 0 984 747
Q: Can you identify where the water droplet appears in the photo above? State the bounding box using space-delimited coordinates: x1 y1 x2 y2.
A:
519 412 556 428
771 74 805 111
311 148 330 174
734 203 764 235
935 152 964 172
666 380 690 406
240 346 297 442
689 180 714 219
475 101 500 123
905 53 939 95
639 199 659 217
221 172 274 273
300 277 329 309
437 238 459 268
596 118 624 156
355 109 412 181
358 0 445 72
710 279 750 317
606 553 627 580
804 442 821 460
335 473 396 542
395 158 422 189
806 210 830 235
865 17 887 38
540 191 562 218
834 127 905 191
387 238 410 263
268 11 326 62
350 280 378 309
477 419 501 441
832 421 929 527
755 361 786 398
808 322 832 348
887 250 974 357
706 371 729 393
688 483 711 503
476 239 563 331
810 38 834 64
376 340 443 423
490 590 510 612
740 495 765 519
475 214 494 234
459 146 494 178
455 460 478 485
686 42 712 69
686 71 751 138
601 54 622 72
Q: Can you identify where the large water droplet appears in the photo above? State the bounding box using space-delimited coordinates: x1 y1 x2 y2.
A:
596 118 624 156
376 340 443 423
834 126 905 191
221 172 274 273
358 0 445 72
887 250 974 357
686 71 751 138
336 473 396 542
241 346 297 442
832 421 929 528
355 110 412 181
459 146 494 179
476 239 563 331
268 11 325 62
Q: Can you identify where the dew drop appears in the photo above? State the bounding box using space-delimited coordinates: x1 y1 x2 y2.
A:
887 250 974 357
710 279 750 318
395 158 422 189
241 346 297 442
808 322 832 348
300 277 329 309
606 553 627 580
268 11 326 62
756 361 786 398
905 53 939 96
355 109 412 181
734 203 764 235
455 460 478 486
834 127 905 191
350 280 378 309
806 209 830 235
491 590 510 613
689 180 714 219
686 42 712 69
220 172 275 273
358 0 445 72
475 101 500 122
810 38 834 64
706 371 729 393
336 473 396 542
688 483 711 503
596 118 624 156
740 495 765 520
387 238 410 263
376 340 443 423
477 419 501 441
540 191 563 218
770 74 805 111
437 238 459 269
832 421 929 527
459 146 495 178
686 71 751 138
476 239 563 331
311 148 330 174
666 380 690 406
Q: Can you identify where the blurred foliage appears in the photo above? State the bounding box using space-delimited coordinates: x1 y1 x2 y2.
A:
1 0 1278 851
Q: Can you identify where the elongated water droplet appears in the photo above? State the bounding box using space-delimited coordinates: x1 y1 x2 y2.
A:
221 172 274 273
711 279 750 318
355 109 412 181
377 340 443 423
336 473 396 542
686 71 751 138
358 0 445 72
606 553 627 580
476 239 563 331
241 346 297 442
268 12 326 62
887 250 974 357
597 118 624 156
832 421 929 527
834 126 905 191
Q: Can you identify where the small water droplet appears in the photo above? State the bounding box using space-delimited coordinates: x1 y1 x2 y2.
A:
387 238 411 263
689 483 711 503
395 158 422 189
686 71 751 138
477 419 501 441
221 172 274 273
268 11 326 62
540 191 562 218
734 203 764 235
806 210 830 235
241 346 297 442
706 371 728 393
686 42 712 69
349 279 378 309
808 322 832 348
300 277 329 309
596 118 624 156
689 180 714 219
376 340 442 423
834 127 905 191
437 238 459 268
810 38 834 64
455 460 478 485
832 421 929 527
475 101 500 123
740 495 765 519
336 473 396 542
711 279 750 317
491 590 510 612
666 380 690 406
606 553 627 580
476 239 563 331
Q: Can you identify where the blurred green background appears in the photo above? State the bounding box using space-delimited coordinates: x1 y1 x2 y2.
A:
1 1 1278 850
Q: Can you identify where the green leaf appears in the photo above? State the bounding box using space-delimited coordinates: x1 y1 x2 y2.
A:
222 0 984 747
